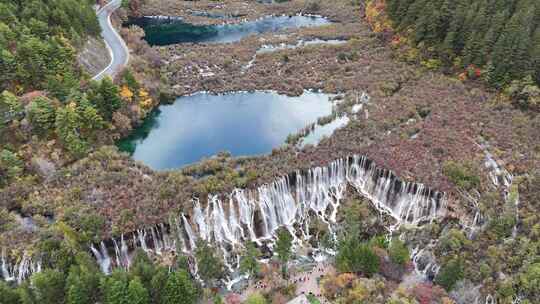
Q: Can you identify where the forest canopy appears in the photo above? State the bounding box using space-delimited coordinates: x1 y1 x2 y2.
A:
385 0 540 91
0 0 100 93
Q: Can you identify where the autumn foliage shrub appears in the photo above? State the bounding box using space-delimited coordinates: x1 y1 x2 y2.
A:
413 283 446 304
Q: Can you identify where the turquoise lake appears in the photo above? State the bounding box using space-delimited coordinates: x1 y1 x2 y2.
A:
118 91 334 170
126 15 330 45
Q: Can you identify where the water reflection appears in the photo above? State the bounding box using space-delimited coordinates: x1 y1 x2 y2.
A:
126 15 330 45
299 115 350 147
118 91 334 170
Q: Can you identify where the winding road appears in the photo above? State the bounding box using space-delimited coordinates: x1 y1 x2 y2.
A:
93 0 129 80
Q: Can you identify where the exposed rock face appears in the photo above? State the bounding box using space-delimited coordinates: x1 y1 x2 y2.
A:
77 36 111 76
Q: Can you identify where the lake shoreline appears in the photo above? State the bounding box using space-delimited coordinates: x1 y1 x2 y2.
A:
117 91 337 170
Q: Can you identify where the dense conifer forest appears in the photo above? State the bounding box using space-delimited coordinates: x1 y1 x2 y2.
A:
0 0 100 93
384 0 540 109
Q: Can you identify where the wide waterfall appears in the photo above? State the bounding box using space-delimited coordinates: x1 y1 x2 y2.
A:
1 154 447 283
87 154 446 279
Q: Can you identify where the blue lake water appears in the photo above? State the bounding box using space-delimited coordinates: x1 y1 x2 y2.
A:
299 115 350 147
118 91 334 170
127 15 330 45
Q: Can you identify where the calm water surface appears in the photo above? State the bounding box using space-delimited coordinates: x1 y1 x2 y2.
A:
127 15 330 45
299 115 350 147
118 91 334 170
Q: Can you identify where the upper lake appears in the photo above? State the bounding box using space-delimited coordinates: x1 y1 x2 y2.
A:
126 15 330 45
118 91 335 170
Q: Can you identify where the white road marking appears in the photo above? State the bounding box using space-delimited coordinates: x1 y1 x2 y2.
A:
92 0 130 80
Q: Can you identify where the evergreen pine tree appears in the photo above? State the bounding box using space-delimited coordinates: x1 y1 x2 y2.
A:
0 90 22 132
336 238 380 277
67 276 90 304
88 77 121 121
463 31 485 66
482 11 506 57
413 2 433 44
106 279 130 304
400 0 429 31
28 96 56 136
462 1 488 65
386 0 401 23
275 228 293 278
394 0 416 30
489 8 533 87
433 0 454 43
0 49 16 91
127 277 150 304
16 282 35 304
65 253 103 304
102 270 131 304
531 27 540 85
441 1 467 55
239 242 261 279
163 270 199 304
150 267 169 304
0 281 20 304
55 103 88 157
389 239 410 265
130 249 156 290
194 240 224 286
30 270 66 304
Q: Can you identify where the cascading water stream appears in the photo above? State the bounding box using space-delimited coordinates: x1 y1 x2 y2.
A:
0 251 42 284
83 155 446 287
477 142 520 238
410 241 440 281
182 214 197 251
90 241 112 274
1 154 447 285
